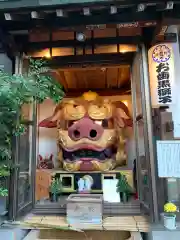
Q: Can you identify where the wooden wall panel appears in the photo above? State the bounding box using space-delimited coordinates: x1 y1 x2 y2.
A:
29 30 50 42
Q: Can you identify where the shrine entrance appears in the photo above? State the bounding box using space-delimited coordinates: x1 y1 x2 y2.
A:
3 2 175 225
8 43 160 225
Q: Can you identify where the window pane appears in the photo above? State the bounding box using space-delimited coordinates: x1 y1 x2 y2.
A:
17 125 32 209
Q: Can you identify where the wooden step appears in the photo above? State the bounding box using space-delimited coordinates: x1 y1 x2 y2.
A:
33 201 141 216
23 229 132 240
21 215 149 232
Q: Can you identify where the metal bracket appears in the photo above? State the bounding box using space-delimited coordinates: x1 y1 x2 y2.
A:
164 121 174 132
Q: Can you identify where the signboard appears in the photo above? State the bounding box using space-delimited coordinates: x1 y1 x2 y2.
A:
157 140 180 178
148 44 175 106
103 179 120 203
117 22 139 28
86 24 106 30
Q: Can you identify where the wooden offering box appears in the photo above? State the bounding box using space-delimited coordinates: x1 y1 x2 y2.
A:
36 169 52 201
67 194 103 226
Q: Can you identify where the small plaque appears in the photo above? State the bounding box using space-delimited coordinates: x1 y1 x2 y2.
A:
103 179 120 203
157 140 180 178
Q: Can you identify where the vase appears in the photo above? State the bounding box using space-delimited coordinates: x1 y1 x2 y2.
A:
163 214 176 230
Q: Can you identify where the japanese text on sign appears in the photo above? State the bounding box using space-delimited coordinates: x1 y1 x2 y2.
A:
156 62 172 104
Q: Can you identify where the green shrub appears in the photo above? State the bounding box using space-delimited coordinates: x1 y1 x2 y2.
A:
0 58 64 196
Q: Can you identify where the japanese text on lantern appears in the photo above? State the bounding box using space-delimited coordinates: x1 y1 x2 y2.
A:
148 44 174 106
156 62 171 104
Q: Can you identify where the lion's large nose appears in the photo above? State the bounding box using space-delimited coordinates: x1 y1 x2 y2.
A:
68 117 104 141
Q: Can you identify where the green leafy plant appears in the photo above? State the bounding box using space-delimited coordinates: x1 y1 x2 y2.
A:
49 178 62 202
0 188 8 197
116 174 133 203
0 57 64 196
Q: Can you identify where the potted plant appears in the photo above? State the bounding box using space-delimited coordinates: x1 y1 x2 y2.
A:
50 178 62 202
116 174 133 203
163 202 179 230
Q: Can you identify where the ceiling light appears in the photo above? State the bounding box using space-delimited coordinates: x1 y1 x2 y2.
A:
137 4 146 12
76 32 86 42
110 6 117 14
4 13 12 21
31 11 39 19
83 7 91 16
166 1 174 10
101 67 106 72
56 9 64 17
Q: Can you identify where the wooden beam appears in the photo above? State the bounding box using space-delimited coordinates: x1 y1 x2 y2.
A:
65 86 131 97
55 64 130 71
25 36 141 52
0 28 18 57
160 7 180 26
153 32 177 45
151 12 169 45
151 21 164 45
151 14 179 45
0 0 169 12
150 4 180 45
0 10 160 32
40 52 134 68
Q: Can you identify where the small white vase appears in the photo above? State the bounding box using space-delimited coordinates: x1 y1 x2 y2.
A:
163 215 176 230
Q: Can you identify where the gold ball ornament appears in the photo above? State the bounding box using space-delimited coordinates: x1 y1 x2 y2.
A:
82 91 99 101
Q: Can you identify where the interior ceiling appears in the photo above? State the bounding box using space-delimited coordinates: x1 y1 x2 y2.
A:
54 65 130 96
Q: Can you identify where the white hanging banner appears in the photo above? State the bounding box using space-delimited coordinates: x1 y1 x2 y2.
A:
148 44 175 107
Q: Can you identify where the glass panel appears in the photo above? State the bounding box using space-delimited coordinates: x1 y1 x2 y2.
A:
28 44 137 58
17 102 33 212
30 49 51 58
95 44 137 54
0 177 9 214
136 119 150 208
119 45 137 53
76 48 92 55
17 124 32 210
94 45 117 54
132 52 152 211
134 57 143 116
52 48 74 57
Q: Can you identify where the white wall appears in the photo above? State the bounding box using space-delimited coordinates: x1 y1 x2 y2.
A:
37 95 136 168
166 26 180 138
37 99 58 166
